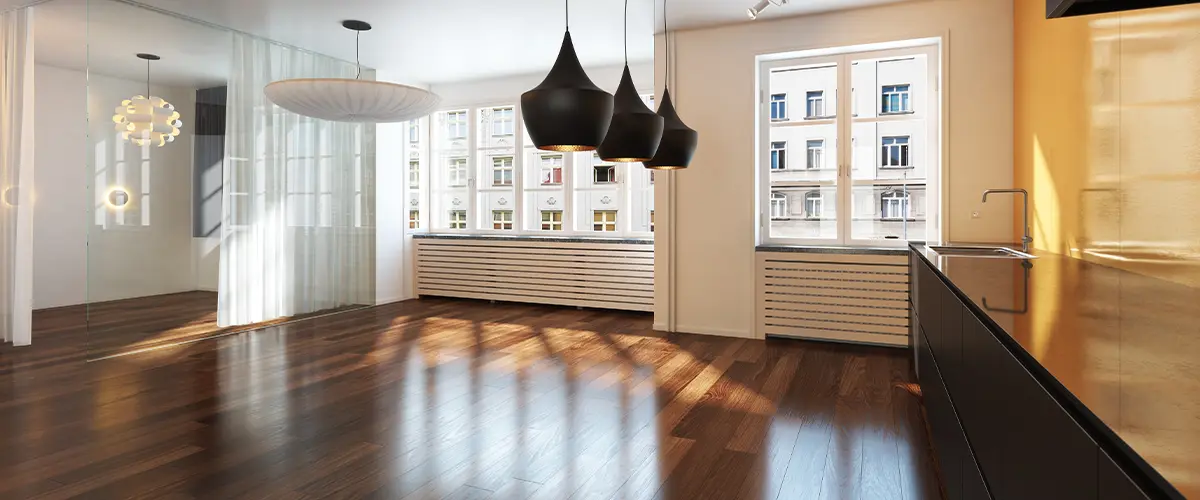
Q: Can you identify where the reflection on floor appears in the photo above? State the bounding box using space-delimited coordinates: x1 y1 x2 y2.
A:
0 298 942 499
33 291 362 359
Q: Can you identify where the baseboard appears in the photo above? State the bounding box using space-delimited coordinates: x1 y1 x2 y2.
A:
673 323 756 339
653 321 669 332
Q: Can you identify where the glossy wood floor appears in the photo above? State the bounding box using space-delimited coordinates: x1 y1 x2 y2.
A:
0 298 942 500
33 291 363 359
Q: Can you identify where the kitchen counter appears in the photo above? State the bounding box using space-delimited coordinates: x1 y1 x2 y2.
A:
911 243 1199 498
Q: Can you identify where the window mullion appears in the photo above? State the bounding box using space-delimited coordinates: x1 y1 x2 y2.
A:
837 54 852 245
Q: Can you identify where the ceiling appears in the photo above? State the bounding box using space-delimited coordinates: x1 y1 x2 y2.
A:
14 0 911 86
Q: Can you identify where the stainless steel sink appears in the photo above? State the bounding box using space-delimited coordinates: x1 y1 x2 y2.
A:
928 245 1037 259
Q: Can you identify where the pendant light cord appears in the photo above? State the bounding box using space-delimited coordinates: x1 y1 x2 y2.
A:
624 0 628 64
663 0 671 91
355 30 362 80
145 58 150 97
566 0 570 31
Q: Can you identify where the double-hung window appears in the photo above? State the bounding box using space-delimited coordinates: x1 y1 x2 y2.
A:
492 107 514 136
540 210 563 231
806 91 825 118
409 160 420 186
881 84 911 114
761 43 939 245
492 210 514 230
770 94 787 120
448 157 468 187
408 210 420 229
447 111 468 139
448 210 467 229
492 156 514 186
540 154 563 185
593 210 617 232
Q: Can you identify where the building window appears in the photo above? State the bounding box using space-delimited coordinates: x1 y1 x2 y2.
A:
492 210 514 230
806 91 825 118
409 210 420 229
881 191 910 220
593 210 617 231
881 84 911 114
540 154 563 185
492 107 514 136
594 164 615 184
649 171 655 184
409 122 419 143
770 141 787 170
540 210 563 231
770 192 788 220
409 160 420 186
806 140 824 169
649 210 655 232
447 110 468 139
881 136 911 168
448 157 468 186
804 191 822 219
492 156 514 186
449 210 467 229
770 93 787 120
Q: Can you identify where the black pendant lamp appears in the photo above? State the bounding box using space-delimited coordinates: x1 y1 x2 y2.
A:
521 0 614 152
644 0 698 170
597 0 664 162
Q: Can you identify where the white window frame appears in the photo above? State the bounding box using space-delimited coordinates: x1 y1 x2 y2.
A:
409 209 420 229
806 139 824 169
881 136 911 168
447 110 468 139
804 191 823 219
770 192 788 220
770 93 787 121
593 210 617 232
540 210 563 231
492 209 514 230
492 107 515 136
806 91 825 118
757 40 942 247
881 190 910 220
448 209 467 229
492 156 514 186
593 164 616 184
448 157 468 187
770 141 787 170
409 160 420 186
881 84 912 114
540 154 564 185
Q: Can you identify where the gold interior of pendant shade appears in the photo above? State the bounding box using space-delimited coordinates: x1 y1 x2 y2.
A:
541 144 597 152
605 156 653 162
646 165 686 170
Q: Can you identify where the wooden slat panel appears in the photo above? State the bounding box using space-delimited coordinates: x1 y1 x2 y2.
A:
762 325 909 347
763 303 908 319
763 277 909 292
758 252 908 266
416 239 654 312
761 269 910 283
764 295 906 310
763 308 910 327
761 315 909 336
759 261 909 274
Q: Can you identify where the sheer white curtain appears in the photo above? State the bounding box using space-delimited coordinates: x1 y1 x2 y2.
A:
0 8 33 346
219 34 375 327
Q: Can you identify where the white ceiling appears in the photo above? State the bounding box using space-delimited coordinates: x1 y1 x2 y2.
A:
14 0 911 86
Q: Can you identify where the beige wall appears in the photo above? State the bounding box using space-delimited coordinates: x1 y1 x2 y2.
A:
1014 2 1200 288
654 0 1015 337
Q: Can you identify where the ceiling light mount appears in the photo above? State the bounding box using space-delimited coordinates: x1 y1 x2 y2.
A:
341 20 372 32
135 53 160 61
747 0 789 20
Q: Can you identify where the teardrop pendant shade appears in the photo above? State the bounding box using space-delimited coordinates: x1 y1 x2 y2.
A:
597 65 664 162
644 88 698 170
521 31 614 152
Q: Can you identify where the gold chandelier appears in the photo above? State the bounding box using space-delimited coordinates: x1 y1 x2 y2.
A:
112 53 182 147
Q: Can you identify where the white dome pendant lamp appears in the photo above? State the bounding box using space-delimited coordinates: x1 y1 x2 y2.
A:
112 53 183 148
264 20 441 123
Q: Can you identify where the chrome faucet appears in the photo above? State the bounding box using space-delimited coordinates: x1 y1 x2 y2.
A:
982 189 1032 253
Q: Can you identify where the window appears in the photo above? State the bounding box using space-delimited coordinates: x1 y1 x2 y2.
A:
806 91 825 118
540 154 563 185
881 191 910 220
594 164 615 184
593 210 617 231
492 210 514 230
770 192 788 220
447 110 468 139
448 157 468 186
649 210 655 232
881 84 912 114
806 140 824 169
409 210 420 229
881 136 910 167
540 210 563 231
492 107 514 136
770 94 787 120
409 160 420 186
770 142 787 170
409 122 420 143
449 210 467 229
492 156 514 186
804 191 822 218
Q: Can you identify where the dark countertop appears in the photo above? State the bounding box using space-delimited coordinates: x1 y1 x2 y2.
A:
911 243 1199 498
413 233 653 245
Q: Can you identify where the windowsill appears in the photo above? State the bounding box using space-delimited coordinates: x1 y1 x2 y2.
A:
756 244 910 255
770 168 838 172
803 115 836 121
880 111 916 116
879 166 915 170
413 233 653 244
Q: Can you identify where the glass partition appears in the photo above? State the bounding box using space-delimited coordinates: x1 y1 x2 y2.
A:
21 0 376 358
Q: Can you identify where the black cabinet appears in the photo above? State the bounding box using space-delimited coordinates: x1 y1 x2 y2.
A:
919 333 963 500
1099 449 1152 500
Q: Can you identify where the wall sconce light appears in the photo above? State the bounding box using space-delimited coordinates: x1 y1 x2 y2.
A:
747 0 788 20
106 188 130 209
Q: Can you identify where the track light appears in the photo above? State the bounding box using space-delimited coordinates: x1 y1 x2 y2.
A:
747 0 788 20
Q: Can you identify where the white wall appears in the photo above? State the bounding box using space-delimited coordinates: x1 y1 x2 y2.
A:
654 0 1014 337
33 64 197 308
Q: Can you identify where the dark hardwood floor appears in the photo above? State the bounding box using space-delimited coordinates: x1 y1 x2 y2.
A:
33 291 364 359
0 297 942 499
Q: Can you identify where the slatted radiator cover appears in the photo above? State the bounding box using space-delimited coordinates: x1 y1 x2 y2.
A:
757 250 911 347
415 237 654 312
